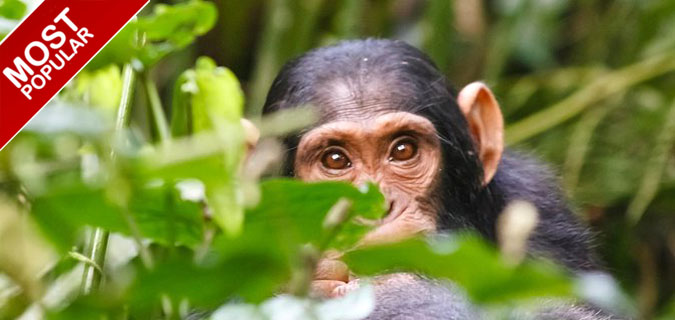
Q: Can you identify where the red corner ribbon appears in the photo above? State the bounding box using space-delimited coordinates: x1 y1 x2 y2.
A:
0 0 149 150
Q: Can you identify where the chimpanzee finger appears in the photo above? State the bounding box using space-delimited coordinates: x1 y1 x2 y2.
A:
314 258 349 282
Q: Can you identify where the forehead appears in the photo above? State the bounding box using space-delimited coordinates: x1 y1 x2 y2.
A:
302 111 437 140
312 77 419 122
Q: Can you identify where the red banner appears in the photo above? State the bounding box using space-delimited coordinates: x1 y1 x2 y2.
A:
0 0 149 150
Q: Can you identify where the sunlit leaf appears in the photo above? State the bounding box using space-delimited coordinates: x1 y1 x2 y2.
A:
171 56 244 136
86 0 218 70
0 0 26 20
63 65 123 110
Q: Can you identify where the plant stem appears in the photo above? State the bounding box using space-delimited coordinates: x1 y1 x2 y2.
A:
142 71 171 143
562 96 619 194
627 98 675 224
247 0 292 118
115 64 137 132
81 63 136 294
80 228 109 294
247 0 323 117
506 50 675 144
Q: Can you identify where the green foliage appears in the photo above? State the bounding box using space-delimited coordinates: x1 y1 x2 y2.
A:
87 0 217 70
168 56 246 236
0 0 25 20
345 235 572 304
63 65 124 110
171 56 243 136
247 180 386 252
31 183 204 251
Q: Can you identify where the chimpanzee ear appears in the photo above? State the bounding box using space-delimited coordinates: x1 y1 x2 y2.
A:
457 82 504 185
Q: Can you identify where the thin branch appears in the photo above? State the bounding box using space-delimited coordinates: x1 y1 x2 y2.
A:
142 71 171 143
80 228 109 294
627 97 675 224
506 51 675 144
81 63 137 294
563 96 620 194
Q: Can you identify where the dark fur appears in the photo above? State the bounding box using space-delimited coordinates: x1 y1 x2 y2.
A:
262 39 609 318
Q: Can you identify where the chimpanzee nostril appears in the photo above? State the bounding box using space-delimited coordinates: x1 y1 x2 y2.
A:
382 200 401 224
386 201 394 217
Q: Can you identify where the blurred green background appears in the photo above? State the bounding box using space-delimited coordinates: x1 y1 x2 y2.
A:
1 0 674 318
163 0 675 317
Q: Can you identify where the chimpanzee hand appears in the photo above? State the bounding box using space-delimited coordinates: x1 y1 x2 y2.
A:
310 250 421 299
310 251 358 298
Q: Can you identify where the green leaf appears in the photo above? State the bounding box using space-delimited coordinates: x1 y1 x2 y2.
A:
46 296 123 320
135 130 245 236
86 0 218 70
85 25 136 70
344 234 573 304
171 56 244 136
30 182 204 251
130 250 289 309
192 56 244 128
0 0 26 20
168 56 245 235
63 65 123 110
140 1 217 47
245 179 386 252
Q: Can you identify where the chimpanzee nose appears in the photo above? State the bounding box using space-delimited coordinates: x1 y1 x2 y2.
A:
385 200 394 216
353 172 384 186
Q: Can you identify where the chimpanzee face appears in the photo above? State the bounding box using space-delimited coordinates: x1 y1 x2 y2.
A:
263 40 504 245
295 111 442 244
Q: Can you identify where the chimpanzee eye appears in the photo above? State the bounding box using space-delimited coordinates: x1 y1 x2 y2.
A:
321 149 352 170
389 138 417 161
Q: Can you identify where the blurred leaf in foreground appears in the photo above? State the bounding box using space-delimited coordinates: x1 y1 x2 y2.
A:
0 0 26 20
31 183 203 252
0 197 56 301
169 56 246 236
245 179 386 253
128 249 288 310
344 234 572 304
171 56 244 136
86 0 218 70
62 65 123 111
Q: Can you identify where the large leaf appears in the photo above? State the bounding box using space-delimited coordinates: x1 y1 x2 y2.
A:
171 56 244 136
86 0 218 70
30 182 204 251
245 179 387 252
129 250 288 309
0 0 26 20
168 56 246 236
344 234 573 304
62 65 123 110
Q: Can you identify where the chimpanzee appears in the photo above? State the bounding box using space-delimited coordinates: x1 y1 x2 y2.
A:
260 39 614 319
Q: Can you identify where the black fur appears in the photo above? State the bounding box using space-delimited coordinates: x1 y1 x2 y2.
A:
262 39 609 318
